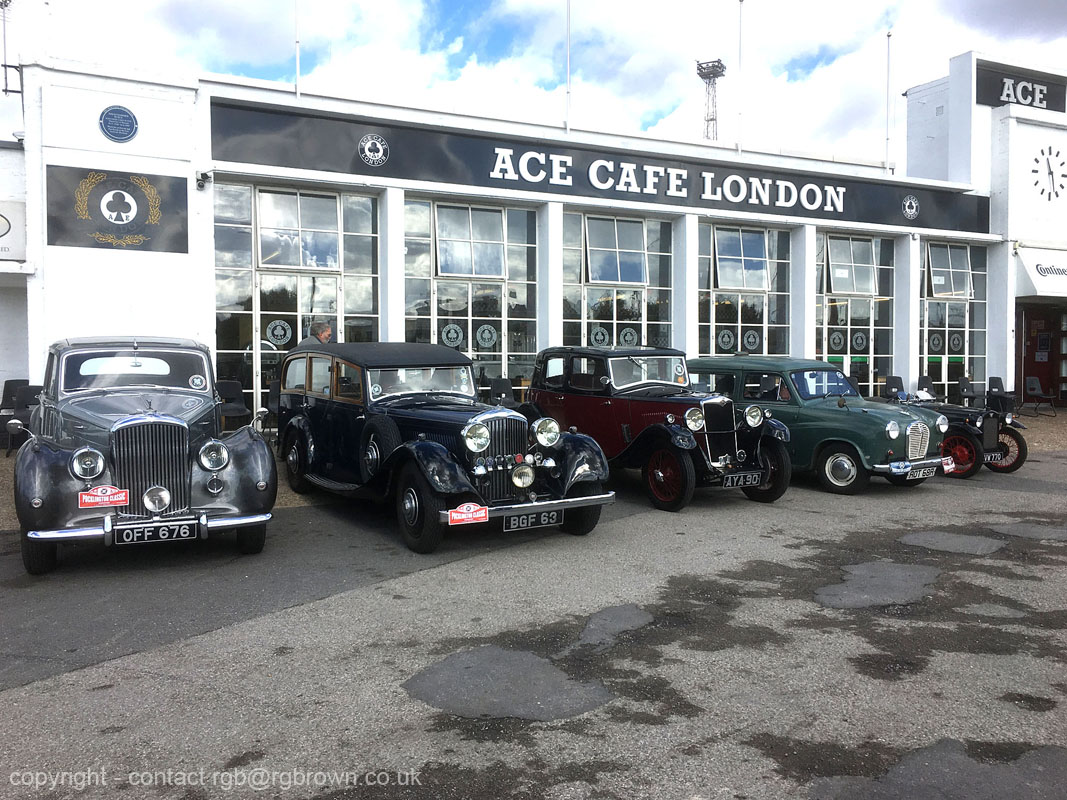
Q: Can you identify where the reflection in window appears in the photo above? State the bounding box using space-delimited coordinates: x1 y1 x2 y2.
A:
921 243 985 401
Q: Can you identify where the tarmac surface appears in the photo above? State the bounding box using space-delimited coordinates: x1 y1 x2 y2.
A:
1 418 1065 799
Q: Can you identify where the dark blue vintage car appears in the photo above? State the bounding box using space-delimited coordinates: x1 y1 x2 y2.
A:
276 342 614 553
8 337 277 574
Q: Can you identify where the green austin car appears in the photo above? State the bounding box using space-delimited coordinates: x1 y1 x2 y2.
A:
687 356 955 494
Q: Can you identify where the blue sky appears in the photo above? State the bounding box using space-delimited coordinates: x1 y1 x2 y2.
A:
2 0 1067 162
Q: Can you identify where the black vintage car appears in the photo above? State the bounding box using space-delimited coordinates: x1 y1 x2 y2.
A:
8 338 277 575
526 346 791 511
276 342 614 553
894 390 1028 478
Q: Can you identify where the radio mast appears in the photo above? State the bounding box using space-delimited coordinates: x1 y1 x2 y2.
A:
696 59 726 140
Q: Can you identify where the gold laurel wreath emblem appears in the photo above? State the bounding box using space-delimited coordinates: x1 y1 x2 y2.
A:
130 175 161 224
74 171 107 220
89 233 150 247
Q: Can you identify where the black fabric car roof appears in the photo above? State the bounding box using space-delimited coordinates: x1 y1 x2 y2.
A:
288 342 473 368
540 345 686 359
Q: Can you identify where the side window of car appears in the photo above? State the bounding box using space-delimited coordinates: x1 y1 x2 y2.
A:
309 357 331 397
743 373 788 401
569 357 605 392
335 361 363 403
692 371 735 397
282 357 307 392
544 357 565 390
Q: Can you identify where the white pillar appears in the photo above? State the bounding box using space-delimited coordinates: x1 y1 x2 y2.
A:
987 241 1015 391
789 224 817 358
673 214 699 354
379 187 406 342
537 202 564 349
893 233 922 392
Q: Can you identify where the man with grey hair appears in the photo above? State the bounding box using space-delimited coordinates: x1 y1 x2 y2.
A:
300 320 332 345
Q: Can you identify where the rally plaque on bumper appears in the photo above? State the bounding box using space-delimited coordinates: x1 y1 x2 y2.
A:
113 520 198 545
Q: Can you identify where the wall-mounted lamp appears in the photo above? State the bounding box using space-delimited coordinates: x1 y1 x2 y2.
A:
195 171 213 191
911 232 919 241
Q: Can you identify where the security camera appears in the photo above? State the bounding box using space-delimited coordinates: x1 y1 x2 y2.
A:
195 171 212 191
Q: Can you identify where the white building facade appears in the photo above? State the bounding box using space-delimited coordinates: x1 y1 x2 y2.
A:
2 55 1019 411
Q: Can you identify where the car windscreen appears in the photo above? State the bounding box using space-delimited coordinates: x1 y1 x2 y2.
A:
608 356 689 389
367 366 476 400
790 369 860 400
62 350 211 393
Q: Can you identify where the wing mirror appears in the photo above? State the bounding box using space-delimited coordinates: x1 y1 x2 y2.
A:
252 407 270 429
599 375 612 387
6 418 24 435
837 396 847 408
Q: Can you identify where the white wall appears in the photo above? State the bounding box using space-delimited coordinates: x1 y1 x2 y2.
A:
906 79 950 181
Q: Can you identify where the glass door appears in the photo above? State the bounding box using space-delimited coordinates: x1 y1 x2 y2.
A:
257 272 339 409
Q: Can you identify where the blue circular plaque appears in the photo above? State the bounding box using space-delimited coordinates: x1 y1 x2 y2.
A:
99 106 139 143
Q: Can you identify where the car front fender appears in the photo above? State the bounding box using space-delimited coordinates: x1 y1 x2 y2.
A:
763 417 790 442
388 440 478 496
614 423 697 469
191 426 278 515
12 441 86 531
545 432 611 495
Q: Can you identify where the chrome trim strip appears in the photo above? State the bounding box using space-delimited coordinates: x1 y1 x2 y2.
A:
871 455 954 475
27 512 271 540
437 491 615 523
470 407 528 424
111 413 189 433
204 513 273 529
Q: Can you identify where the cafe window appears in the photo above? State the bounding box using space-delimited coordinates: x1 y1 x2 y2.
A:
404 200 537 395
815 234 894 397
920 243 986 401
697 224 789 356
562 213 672 348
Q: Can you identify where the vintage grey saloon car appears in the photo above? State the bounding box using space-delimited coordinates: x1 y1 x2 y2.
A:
276 342 614 553
8 337 277 575
688 355 955 494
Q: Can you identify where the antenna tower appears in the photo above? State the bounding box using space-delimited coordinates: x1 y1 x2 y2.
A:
696 59 726 140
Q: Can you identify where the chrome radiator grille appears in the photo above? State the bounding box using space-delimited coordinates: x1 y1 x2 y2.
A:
485 416 530 501
906 422 930 461
111 421 191 518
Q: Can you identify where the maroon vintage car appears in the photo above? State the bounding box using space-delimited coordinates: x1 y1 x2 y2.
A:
524 346 791 511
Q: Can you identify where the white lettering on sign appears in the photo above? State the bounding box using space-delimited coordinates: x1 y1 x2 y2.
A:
489 149 851 214
491 148 573 186
701 172 846 212
1000 78 1048 109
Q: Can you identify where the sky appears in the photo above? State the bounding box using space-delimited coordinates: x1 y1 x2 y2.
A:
2 0 1067 168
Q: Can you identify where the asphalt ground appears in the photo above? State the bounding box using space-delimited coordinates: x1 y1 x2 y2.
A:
1 424 1066 799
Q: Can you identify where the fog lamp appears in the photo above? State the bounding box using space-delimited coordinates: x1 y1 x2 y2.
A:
511 464 535 488
143 486 171 514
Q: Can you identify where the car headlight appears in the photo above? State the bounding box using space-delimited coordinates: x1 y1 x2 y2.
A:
885 421 900 440
70 446 105 480
685 407 704 431
511 464 535 488
198 440 230 471
744 405 763 428
936 414 949 434
975 415 983 428
462 422 491 453
1005 412 1013 424
532 417 561 448
143 486 171 514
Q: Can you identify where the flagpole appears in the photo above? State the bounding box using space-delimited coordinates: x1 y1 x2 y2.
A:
294 0 301 99
736 0 744 152
885 29 892 172
565 0 571 132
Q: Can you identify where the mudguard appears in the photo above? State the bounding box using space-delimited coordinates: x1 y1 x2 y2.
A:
280 416 316 465
614 423 697 469
764 417 790 442
387 440 478 496
190 426 277 516
1009 419 1028 430
546 432 611 496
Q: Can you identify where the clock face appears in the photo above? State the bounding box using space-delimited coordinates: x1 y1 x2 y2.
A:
1033 146 1067 201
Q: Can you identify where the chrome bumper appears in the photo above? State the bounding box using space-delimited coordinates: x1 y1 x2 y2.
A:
438 491 615 524
872 455 955 476
27 512 273 542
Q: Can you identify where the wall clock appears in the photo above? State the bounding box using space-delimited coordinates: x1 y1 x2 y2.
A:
1033 146 1067 201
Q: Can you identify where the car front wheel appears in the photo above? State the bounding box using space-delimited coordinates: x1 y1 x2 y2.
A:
742 437 792 503
642 445 696 511
236 524 267 554
21 529 57 575
284 432 311 494
985 427 1028 474
560 480 604 535
396 463 446 554
816 444 870 495
941 430 983 479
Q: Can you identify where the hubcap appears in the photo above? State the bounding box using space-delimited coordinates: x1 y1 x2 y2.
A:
827 454 857 485
287 445 300 472
401 487 419 526
364 438 380 474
